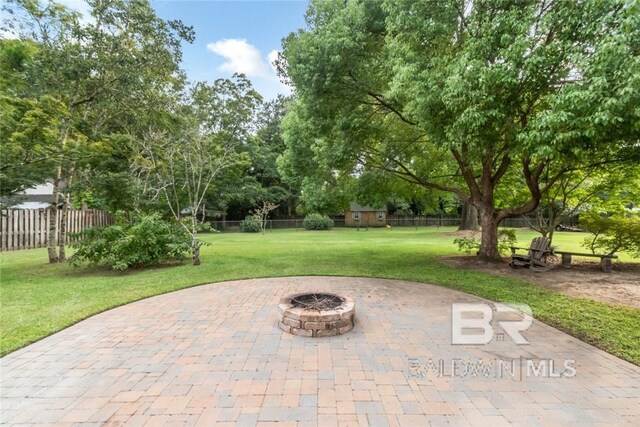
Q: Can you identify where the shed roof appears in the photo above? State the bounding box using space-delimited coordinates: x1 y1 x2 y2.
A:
348 203 386 212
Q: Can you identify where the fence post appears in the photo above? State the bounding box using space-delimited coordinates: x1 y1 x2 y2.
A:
1 210 6 250
36 210 41 248
14 209 20 250
28 209 34 248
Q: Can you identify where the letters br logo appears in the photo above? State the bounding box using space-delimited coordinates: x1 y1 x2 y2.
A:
451 303 533 345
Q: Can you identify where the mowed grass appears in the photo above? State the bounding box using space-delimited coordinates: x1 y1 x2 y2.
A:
1 227 639 365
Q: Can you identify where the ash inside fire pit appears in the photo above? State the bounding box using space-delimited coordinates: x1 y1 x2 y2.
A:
278 292 355 337
291 293 342 311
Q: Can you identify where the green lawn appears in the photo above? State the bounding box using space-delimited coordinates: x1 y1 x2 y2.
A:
1 227 639 365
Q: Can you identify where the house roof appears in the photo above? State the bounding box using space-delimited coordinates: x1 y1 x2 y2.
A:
25 183 54 195
348 203 386 213
2 183 53 209
10 201 50 209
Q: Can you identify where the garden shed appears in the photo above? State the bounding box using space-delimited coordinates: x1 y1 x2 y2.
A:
345 203 387 227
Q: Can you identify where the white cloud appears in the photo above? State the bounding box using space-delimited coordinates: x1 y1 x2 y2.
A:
207 39 271 78
207 39 290 99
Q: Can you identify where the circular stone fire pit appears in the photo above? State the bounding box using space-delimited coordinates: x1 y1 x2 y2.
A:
278 293 355 337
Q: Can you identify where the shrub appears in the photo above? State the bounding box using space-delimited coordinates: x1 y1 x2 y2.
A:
453 235 480 254
240 215 262 232
497 229 518 252
303 213 334 230
70 214 191 270
454 229 517 255
197 222 215 233
581 212 640 257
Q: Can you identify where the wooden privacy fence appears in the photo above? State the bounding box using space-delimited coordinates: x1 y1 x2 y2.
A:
0 209 115 251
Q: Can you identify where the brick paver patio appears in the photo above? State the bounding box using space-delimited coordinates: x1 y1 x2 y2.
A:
1 276 639 426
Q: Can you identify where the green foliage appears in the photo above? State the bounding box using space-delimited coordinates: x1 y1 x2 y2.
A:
0 94 63 197
453 236 480 255
180 218 215 233
278 99 353 215
2 0 195 259
233 95 293 215
0 40 53 196
0 39 38 93
454 229 517 256
240 215 262 233
581 213 640 257
280 0 640 260
134 75 261 264
303 213 334 230
197 222 215 233
498 229 518 254
69 214 191 270
509 165 640 241
135 76 260 218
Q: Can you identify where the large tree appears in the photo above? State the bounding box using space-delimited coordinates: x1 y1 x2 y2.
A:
134 75 261 265
3 0 191 262
218 95 299 219
280 0 639 260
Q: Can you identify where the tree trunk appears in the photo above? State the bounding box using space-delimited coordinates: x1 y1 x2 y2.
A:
57 168 75 263
478 210 501 261
535 209 548 237
192 238 201 266
58 192 69 262
547 204 560 243
48 121 70 263
47 176 60 263
458 201 479 231
191 218 201 266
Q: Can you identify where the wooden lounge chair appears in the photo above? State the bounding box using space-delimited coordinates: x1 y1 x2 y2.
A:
509 237 552 269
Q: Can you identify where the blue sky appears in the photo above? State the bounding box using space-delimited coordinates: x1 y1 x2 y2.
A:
152 0 309 99
53 0 309 99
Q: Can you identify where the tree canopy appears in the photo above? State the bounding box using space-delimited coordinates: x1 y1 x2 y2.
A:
280 0 640 260
2 0 639 267
0 0 307 265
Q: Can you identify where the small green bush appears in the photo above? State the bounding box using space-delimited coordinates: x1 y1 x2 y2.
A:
454 229 517 255
70 214 191 270
453 235 480 254
303 213 334 230
197 222 215 233
240 215 262 232
581 212 640 256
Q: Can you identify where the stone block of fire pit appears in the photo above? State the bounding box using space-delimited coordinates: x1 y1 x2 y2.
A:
278 292 355 337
